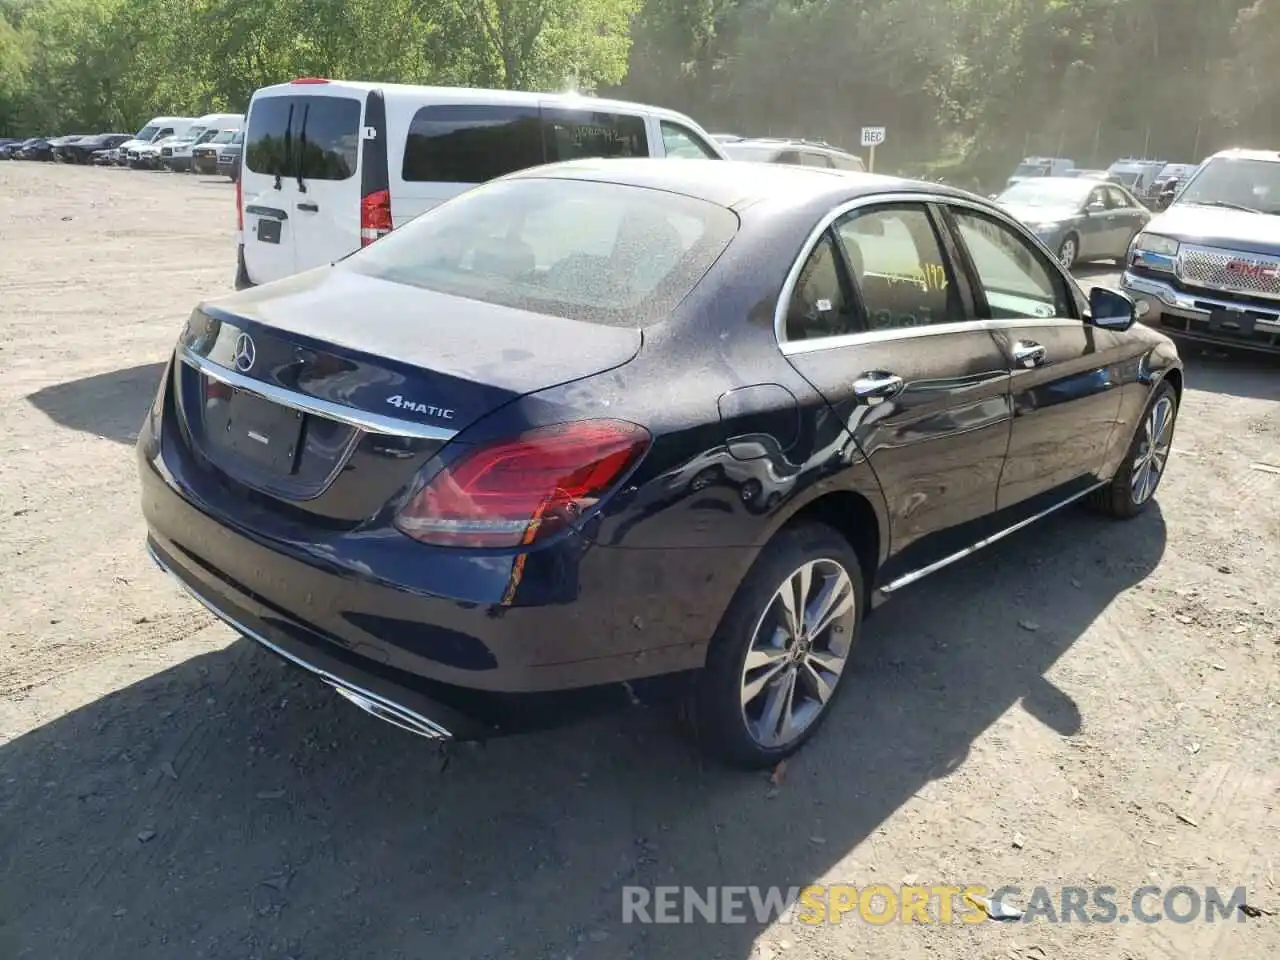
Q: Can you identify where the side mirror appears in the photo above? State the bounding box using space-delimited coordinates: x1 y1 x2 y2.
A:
1088 286 1136 331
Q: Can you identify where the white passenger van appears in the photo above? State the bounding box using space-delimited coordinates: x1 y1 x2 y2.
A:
117 116 194 165
234 78 729 288
165 112 244 171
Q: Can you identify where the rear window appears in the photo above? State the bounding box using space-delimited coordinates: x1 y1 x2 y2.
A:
345 177 738 326
245 94 361 181
401 105 649 184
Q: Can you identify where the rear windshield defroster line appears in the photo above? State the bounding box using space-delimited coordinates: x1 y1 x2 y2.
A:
344 177 739 327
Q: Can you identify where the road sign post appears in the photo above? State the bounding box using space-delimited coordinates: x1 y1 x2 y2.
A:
860 126 886 173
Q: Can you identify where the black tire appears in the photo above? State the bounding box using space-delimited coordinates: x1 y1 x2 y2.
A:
689 521 866 769
1089 379 1178 519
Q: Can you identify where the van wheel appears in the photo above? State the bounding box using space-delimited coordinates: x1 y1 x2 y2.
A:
690 522 865 769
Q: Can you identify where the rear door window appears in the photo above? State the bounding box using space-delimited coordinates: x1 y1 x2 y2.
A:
295 97 360 179
542 109 648 161
402 104 544 184
834 204 963 330
799 152 832 167
245 94 361 180
401 105 649 184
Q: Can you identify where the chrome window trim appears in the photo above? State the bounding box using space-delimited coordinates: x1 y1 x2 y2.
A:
780 316 1083 355
179 346 458 442
773 191 1083 353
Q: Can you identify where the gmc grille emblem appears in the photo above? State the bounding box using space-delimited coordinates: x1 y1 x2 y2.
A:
1225 259 1280 280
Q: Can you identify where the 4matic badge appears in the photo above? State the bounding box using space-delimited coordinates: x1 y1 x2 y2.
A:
386 395 455 420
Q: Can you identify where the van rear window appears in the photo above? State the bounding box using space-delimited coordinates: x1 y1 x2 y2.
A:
245 95 361 181
402 105 650 184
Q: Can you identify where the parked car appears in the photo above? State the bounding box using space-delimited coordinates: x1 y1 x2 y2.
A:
193 128 240 174
14 138 54 161
1005 156 1075 187
48 134 91 162
995 176 1151 268
60 133 131 164
1122 147 1280 355
214 130 243 180
165 113 244 172
720 137 865 171
235 78 728 289
119 116 194 166
141 159 1181 767
0 137 39 159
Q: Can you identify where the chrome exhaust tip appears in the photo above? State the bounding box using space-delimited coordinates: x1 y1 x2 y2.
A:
328 683 452 740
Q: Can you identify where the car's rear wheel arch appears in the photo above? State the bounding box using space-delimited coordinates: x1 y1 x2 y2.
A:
780 491 880 608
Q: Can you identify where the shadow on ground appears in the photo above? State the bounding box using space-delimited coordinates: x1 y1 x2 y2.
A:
0 503 1167 959
26 362 165 445
1178 345 1280 402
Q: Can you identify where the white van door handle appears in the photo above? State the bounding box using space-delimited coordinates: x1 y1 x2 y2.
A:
297 201 319 213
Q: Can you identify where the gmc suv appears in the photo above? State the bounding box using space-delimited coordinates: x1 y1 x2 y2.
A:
1122 148 1280 354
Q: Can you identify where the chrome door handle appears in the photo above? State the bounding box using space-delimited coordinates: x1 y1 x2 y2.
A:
1012 341 1046 368
852 371 904 405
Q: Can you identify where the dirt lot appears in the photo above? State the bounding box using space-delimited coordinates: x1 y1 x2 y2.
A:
1 162 1277 960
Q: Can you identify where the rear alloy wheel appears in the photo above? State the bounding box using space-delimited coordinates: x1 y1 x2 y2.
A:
1090 380 1178 519
691 523 864 768
1057 235 1079 270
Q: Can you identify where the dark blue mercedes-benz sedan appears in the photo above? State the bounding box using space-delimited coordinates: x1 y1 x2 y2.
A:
139 158 1182 768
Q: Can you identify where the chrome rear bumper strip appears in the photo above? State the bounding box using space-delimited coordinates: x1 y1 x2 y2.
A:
145 540 453 740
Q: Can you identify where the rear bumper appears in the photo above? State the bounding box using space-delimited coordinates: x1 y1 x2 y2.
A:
137 386 738 737
1122 271 1280 354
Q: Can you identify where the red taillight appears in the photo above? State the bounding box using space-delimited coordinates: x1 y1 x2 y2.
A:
360 189 392 246
291 77 330 84
393 420 650 549
235 175 243 231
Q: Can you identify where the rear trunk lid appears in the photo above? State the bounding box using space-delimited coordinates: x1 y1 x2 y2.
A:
171 268 641 524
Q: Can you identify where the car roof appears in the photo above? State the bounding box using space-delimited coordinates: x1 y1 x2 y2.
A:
1206 148 1280 163
1007 176 1094 187
728 137 850 154
250 79 698 123
503 157 965 211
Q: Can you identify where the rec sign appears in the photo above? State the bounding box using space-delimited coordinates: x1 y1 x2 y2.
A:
860 126 886 148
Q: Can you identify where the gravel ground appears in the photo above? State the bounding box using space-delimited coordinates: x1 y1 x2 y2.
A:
1 163 1278 960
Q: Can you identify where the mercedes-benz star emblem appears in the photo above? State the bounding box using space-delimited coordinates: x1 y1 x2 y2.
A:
231 332 256 373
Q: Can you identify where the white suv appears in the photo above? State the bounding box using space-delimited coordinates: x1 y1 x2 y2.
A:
720 137 866 171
